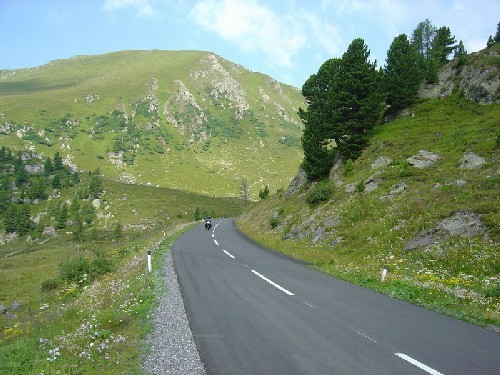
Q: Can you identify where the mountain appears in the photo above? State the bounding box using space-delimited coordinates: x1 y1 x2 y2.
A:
0 50 305 198
236 45 500 328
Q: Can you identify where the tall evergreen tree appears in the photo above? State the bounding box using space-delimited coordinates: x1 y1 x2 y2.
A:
299 58 343 180
495 22 500 43
487 35 495 48
430 26 457 66
299 39 383 179
411 19 436 59
384 34 423 111
454 40 467 67
16 204 32 236
4 204 17 233
44 157 54 176
56 203 68 229
332 38 384 160
89 169 103 199
53 152 64 170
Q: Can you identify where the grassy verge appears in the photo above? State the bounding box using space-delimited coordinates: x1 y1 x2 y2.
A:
0 225 188 374
236 219 499 329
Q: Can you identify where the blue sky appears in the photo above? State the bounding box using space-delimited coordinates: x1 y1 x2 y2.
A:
1 0 498 87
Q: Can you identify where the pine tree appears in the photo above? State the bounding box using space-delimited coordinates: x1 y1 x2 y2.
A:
52 174 61 189
454 40 467 67
430 26 457 66
495 22 500 43
53 152 64 170
70 195 80 213
332 38 384 160
384 34 423 112
410 19 436 60
16 204 32 236
89 170 103 199
299 58 343 180
44 157 54 176
73 213 84 242
299 39 383 179
56 203 68 229
487 35 495 48
113 222 123 240
4 204 17 233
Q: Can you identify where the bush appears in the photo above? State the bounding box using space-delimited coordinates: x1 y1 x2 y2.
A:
306 180 333 206
270 217 280 229
59 255 113 284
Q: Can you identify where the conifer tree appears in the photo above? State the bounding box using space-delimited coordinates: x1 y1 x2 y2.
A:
56 203 68 229
89 169 103 199
454 40 467 67
384 34 422 112
487 35 495 48
16 204 32 236
299 39 383 179
4 204 17 233
53 152 64 170
495 22 500 43
430 26 457 66
44 157 54 176
331 38 384 160
73 213 84 242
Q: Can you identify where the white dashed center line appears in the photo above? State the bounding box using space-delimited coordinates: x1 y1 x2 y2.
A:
395 353 443 375
223 249 235 259
251 270 294 296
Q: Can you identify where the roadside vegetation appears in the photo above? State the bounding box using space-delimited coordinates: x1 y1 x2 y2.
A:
237 94 499 329
0 148 243 373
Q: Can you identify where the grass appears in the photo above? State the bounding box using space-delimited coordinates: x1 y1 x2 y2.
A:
0 221 191 374
236 95 500 329
0 50 305 199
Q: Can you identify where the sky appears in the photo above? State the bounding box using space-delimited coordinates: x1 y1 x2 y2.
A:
0 0 498 88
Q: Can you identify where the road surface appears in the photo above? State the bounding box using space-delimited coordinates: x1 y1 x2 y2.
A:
172 219 500 375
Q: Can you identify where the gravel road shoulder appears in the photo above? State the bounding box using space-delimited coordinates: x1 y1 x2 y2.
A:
142 250 206 374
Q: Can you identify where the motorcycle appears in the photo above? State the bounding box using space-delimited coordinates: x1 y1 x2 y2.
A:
205 220 212 231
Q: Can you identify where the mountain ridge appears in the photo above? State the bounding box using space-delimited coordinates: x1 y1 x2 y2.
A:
0 50 305 198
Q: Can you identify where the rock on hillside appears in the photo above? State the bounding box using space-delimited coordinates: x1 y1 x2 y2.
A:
419 47 500 104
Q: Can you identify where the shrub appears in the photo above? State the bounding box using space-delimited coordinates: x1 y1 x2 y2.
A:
270 217 280 229
355 181 365 193
306 180 333 206
344 159 354 176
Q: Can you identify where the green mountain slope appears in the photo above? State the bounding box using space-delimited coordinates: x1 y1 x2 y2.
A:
0 50 305 198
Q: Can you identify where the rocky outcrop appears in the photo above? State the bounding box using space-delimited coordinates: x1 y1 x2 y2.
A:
404 212 488 251
407 150 440 169
419 49 500 104
459 151 486 169
285 168 307 198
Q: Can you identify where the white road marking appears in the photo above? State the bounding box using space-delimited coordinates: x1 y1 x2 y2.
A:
212 233 215 238
251 270 294 296
223 249 235 259
304 302 317 309
214 239 219 246
395 353 443 375
356 330 377 343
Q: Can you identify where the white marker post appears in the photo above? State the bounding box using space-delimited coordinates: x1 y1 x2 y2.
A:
381 264 388 281
147 250 152 273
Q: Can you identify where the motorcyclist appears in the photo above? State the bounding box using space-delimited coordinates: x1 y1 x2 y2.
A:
204 217 212 230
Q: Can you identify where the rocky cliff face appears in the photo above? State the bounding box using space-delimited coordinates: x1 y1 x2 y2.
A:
419 47 500 104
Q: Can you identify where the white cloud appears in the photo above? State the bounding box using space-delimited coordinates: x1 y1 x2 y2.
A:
189 0 306 69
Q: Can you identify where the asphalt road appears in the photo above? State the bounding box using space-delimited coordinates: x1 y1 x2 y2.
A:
172 219 500 375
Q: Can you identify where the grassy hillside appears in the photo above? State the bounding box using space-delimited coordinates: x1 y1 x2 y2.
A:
0 173 243 373
0 50 305 198
237 95 499 328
